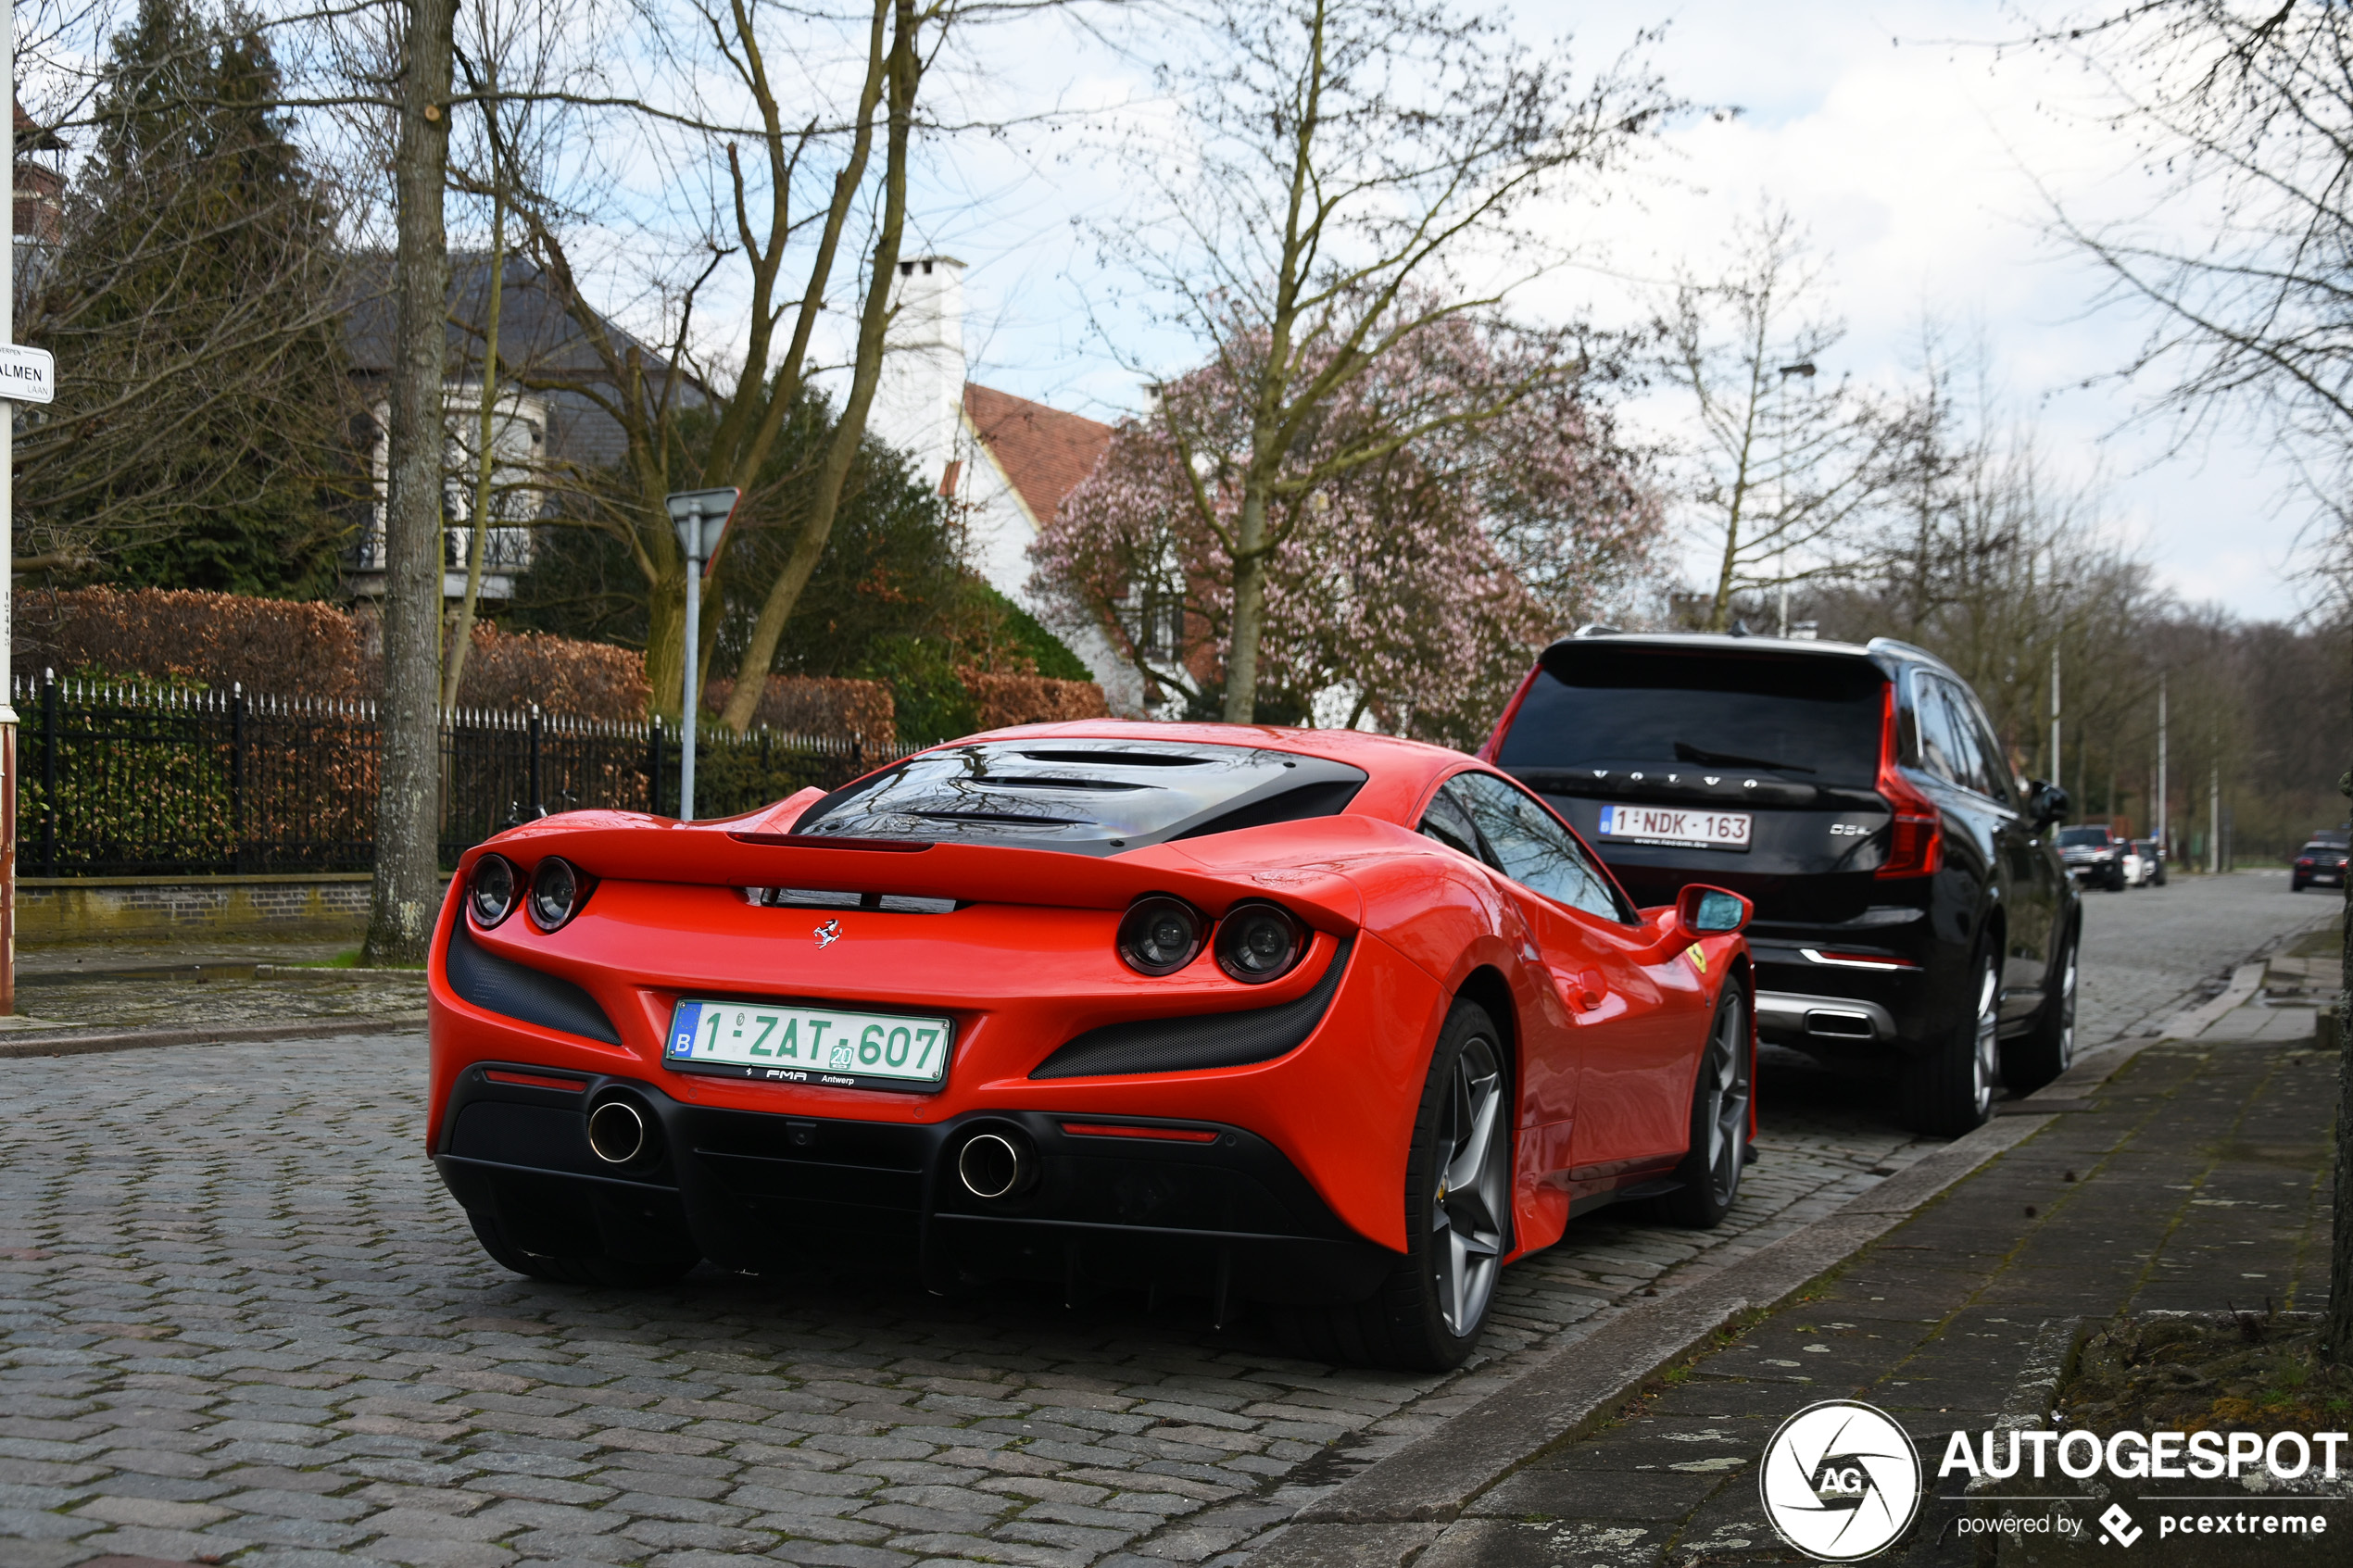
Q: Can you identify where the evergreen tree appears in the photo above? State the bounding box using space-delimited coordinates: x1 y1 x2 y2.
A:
17 0 356 596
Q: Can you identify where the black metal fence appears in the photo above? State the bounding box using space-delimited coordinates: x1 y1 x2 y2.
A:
14 673 899 877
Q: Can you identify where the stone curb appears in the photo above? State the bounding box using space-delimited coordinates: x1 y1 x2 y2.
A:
1248 1036 2165 1562
0 1013 426 1059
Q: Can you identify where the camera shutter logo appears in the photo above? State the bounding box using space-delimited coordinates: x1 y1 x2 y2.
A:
1758 1400 1922 1561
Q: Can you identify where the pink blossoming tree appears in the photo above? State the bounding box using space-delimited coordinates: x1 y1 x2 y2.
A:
1033 310 1663 747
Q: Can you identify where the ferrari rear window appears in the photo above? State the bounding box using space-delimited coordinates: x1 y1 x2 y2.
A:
789 739 1367 856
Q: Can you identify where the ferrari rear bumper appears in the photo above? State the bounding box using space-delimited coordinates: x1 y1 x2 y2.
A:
434 1062 1398 1307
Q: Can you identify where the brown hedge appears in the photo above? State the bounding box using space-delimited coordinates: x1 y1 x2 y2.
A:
14 587 370 698
701 675 897 745
451 624 649 720
959 671 1109 731
11 587 648 721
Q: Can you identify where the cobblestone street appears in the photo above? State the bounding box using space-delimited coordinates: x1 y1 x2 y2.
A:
0 874 2324 1568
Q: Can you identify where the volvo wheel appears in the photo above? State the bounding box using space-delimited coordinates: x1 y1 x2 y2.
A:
1898 945 2000 1136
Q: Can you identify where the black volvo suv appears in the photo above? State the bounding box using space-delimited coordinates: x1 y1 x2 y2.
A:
1479 631 2080 1135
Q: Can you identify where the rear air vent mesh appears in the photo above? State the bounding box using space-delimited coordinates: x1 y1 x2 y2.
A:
1030 938 1353 1079
446 925 622 1045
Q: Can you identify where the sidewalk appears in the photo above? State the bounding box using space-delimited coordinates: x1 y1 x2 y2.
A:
0 936 424 1047
1252 925 2342 1566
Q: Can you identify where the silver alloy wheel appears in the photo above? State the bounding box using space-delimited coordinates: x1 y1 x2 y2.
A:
1431 1036 1507 1337
1699 997 1752 1208
2054 944 2078 1073
1970 958 2000 1118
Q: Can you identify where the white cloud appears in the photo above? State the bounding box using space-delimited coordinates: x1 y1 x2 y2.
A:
875 0 2315 621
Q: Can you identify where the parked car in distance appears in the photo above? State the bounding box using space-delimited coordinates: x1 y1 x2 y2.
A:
431 724 1758 1371
2133 840 2168 887
2057 825 2130 891
2293 827 2350 892
1480 630 2080 1137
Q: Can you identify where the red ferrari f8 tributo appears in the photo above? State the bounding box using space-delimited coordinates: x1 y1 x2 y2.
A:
428 722 1755 1369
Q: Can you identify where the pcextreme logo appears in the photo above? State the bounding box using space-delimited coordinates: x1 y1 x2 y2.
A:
1758 1400 1924 1562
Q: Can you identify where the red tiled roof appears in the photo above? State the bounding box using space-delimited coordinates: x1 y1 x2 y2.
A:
963 383 1114 522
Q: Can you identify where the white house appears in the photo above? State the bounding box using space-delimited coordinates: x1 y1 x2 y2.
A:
864 257 1146 715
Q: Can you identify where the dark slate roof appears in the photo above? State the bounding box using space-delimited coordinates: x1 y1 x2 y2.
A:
342 252 705 471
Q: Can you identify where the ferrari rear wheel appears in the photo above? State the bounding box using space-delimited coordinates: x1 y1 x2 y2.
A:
466 1210 699 1288
1654 988 1751 1229
1267 999 1511 1372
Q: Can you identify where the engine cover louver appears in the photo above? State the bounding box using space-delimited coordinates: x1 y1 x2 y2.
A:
1029 937 1354 1080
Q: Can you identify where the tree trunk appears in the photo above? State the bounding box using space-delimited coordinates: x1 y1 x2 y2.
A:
1222 487 1270 723
717 0 919 735
365 0 455 967
645 567 687 722
442 183 504 709
2328 704 2351 1360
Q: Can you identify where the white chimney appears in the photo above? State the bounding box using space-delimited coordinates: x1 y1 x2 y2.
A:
866 257 966 492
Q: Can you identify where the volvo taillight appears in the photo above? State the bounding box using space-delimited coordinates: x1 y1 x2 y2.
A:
1875 683 1942 880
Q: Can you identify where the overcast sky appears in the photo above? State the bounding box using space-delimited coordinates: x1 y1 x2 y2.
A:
912 0 2310 626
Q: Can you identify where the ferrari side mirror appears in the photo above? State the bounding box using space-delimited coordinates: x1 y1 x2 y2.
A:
1680 884 1749 935
1629 884 1749 967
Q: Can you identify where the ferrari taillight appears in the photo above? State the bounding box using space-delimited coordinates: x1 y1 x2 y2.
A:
1875 684 1942 880
1117 896 1207 976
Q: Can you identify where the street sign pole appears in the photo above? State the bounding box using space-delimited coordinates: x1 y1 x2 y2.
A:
663 487 741 822
2 0 20 1016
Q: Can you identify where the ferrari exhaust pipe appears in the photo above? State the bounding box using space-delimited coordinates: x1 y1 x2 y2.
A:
957 1131 1035 1200
586 1098 650 1166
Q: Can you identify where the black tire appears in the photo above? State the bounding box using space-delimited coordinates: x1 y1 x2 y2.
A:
467 1210 699 1288
1654 988 1752 1229
2105 865 2125 892
1896 943 1999 1137
2001 922 2077 1093
1267 999 1511 1371
2292 875 2308 892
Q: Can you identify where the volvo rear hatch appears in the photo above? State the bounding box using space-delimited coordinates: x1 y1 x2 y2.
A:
1485 636 1908 922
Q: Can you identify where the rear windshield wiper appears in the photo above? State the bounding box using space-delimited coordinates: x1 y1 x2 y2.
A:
1673 740 1817 774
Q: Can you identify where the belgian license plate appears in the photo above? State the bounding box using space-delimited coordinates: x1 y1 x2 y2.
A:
1597 804 1753 851
664 997 953 1091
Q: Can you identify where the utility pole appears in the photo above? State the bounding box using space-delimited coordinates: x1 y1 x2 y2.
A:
663 488 740 822
2156 673 2168 859
2208 756 2220 875
2049 644 2061 786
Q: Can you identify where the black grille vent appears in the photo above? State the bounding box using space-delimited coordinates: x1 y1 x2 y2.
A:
1030 937 1353 1080
446 924 623 1045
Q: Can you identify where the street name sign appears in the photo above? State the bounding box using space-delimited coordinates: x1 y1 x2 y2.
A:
0 345 54 404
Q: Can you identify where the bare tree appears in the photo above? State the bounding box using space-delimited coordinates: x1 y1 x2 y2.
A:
2027 0 2353 1362
1091 0 1674 722
365 0 457 966
1655 207 1906 633
494 0 935 732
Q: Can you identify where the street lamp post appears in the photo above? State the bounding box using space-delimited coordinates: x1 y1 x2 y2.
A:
1774 362 1815 639
2157 673 2168 858
663 487 740 822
